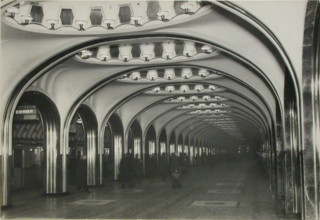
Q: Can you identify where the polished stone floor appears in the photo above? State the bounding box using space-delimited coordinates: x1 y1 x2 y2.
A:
2 157 298 219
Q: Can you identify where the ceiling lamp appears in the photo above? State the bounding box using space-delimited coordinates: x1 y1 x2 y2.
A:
210 103 218 107
180 85 190 92
203 95 211 101
162 40 176 60
201 45 214 54
75 20 87 31
153 87 161 93
178 96 186 101
76 118 83 124
199 103 206 108
103 19 116 29
146 70 159 81
215 96 222 100
97 46 111 61
198 69 210 78
140 43 155 61
79 50 92 59
189 104 196 108
208 85 217 91
190 96 198 101
165 86 175 93
46 19 59 30
164 69 176 80
183 41 197 57
20 15 33 25
6 6 19 18
130 72 141 80
180 1 200 14
118 44 133 62
195 84 205 92
181 68 193 79
157 11 170 21
131 16 143 26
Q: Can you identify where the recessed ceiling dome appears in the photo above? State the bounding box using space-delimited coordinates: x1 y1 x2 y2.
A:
3 1 212 34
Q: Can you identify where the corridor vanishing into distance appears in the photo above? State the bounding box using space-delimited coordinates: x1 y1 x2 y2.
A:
0 0 320 220
3 156 291 220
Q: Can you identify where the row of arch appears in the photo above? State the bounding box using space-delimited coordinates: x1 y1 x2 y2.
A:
13 91 216 188
1 1 318 219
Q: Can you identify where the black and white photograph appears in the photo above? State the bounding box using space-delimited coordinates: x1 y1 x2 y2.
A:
0 0 319 219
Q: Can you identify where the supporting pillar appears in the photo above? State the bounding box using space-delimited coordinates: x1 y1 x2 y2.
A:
301 2 320 219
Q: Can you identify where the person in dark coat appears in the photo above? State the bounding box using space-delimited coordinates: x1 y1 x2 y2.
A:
120 153 134 188
133 154 142 184
77 154 90 192
170 153 182 189
158 153 169 181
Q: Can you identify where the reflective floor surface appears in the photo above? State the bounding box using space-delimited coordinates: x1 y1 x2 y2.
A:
2 158 299 219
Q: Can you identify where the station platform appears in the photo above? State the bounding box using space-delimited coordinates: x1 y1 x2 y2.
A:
2 158 296 219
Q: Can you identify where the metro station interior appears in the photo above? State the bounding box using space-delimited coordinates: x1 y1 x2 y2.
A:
0 0 319 219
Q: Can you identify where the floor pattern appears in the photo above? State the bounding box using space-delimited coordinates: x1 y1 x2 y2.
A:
2 157 298 219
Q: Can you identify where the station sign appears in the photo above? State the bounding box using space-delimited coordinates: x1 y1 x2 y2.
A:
14 105 39 121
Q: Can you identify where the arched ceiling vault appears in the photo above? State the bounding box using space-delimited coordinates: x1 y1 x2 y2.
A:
1 0 305 155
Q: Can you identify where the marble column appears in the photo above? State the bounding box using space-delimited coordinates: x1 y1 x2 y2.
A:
276 123 285 199
301 1 320 219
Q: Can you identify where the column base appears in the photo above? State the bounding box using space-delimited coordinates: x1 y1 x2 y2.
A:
1 204 13 210
285 213 301 219
42 192 70 197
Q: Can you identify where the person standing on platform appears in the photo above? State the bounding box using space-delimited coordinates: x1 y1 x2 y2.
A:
120 153 135 188
77 153 90 192
158 153 169 181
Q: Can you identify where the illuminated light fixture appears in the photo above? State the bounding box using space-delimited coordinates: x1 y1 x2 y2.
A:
140 43 155 61
6 6 20 18
79 50 92 59
201 45 214 54
20 15 33 25
198 68 210 78
97 46 111 61
208 85 217 91
76 118 83 124
210 103 218 107
180 1 200 14
195 84 204 92
164 69 176 80
180 85 190 92
46 19 59 30
165 86 175 93
183 41 197 57
189 104 196 108
153 87 161 93
131 16 143 26
103 19 115 29
215 96 222 100
162 40 176 60
203 95 210 101
177 96 186 101
130 72 141 80
118 44 133 62
181 68 193 79
157 11 169 22
75 20 87 31
190 96 198 101
146 70 159 81
199 103 206 108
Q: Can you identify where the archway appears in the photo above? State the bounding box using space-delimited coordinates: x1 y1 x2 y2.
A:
11 91 60 198
128 120 142 159
145 125 156 177
106 113 124 181
159 129 167 157
68 104 98 188
177 134 183 155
